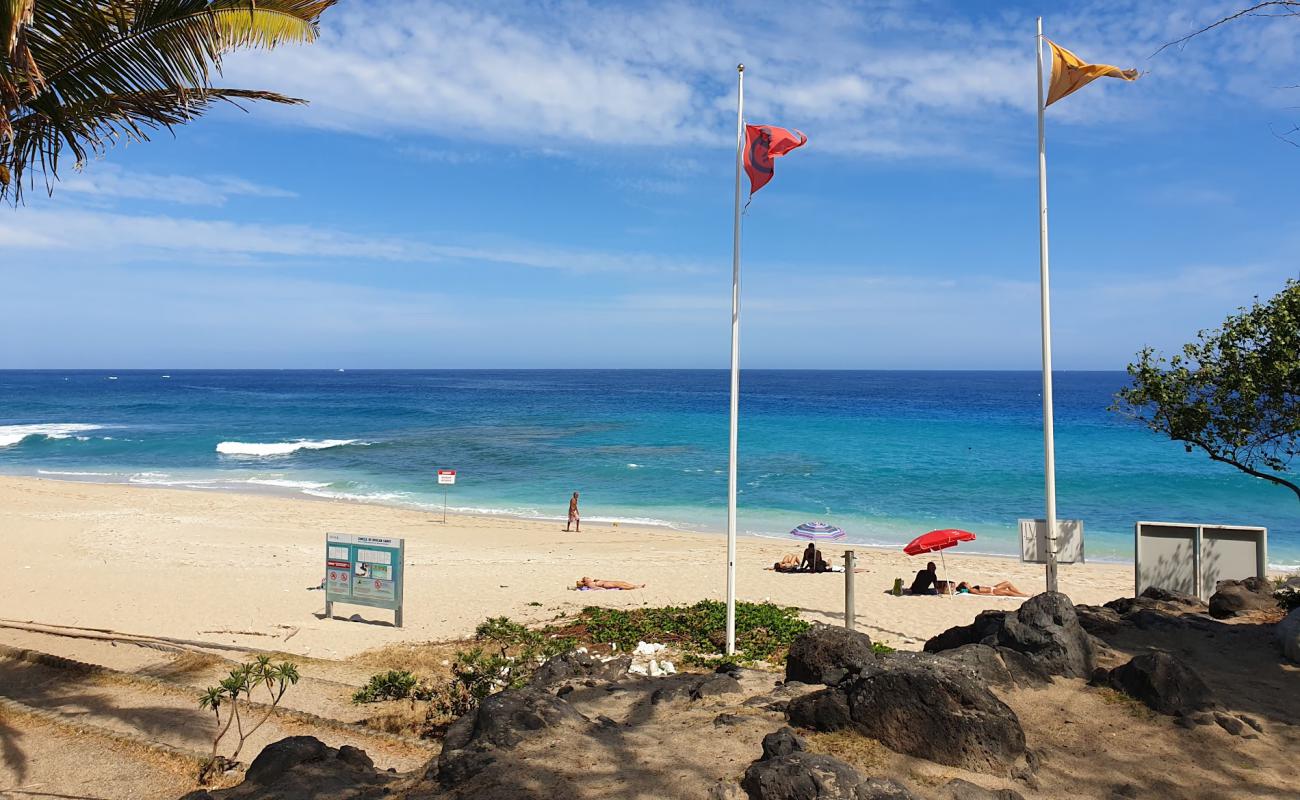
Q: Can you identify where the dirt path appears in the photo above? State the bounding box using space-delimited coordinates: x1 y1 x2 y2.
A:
0 625 439 796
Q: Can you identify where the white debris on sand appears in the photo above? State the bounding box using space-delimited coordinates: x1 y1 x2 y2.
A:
628 641 676 677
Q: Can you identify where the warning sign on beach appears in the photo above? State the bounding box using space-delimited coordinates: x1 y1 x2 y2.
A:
437 469 456 485
324 532 404 626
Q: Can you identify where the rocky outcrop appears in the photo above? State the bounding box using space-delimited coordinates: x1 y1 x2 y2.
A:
788 654 1025 775
738 727 918 800
925 592 1094 680
178 737 395 800
648 668 744 705
1096 652 1216 717
840 659 1026 774
1208 577 1277 619
939 778 1026 800
786 625 878 686
1278 608 1300 664
529 650 631 689
438 688 589 786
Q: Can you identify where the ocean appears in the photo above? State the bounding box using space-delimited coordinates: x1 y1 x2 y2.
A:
1 369 1295 568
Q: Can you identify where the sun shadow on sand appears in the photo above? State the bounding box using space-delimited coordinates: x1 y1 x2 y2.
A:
0 660 213 750
0 710 28 784
313 612 397 628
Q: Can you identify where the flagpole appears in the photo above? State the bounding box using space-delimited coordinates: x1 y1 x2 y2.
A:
1036 17 1060 594
725 63 744 656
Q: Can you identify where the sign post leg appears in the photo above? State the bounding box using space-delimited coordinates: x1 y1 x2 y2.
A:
443 489 447 524
325 600 332 619
844 550 856 630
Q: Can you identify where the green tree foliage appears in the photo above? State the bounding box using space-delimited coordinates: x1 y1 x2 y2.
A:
1112 279 1300 500
1 0 334 202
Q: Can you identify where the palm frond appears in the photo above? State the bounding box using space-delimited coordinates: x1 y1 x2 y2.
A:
1 0 334 202
3 87 302 198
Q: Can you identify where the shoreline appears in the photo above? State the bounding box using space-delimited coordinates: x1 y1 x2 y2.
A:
13 469 1156 567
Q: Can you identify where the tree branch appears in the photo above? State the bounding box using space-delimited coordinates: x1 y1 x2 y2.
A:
1153 2 1300 57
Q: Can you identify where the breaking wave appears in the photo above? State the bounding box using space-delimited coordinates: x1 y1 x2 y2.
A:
0 423 105 448
215 439 368 457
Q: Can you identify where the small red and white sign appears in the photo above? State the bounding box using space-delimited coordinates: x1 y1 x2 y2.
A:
437 469 456 485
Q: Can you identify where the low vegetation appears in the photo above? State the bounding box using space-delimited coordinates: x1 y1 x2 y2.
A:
581 600 811 662
356 601 823 738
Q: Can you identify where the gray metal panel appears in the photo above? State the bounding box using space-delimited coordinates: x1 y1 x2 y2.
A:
1135 522 1198 598
1200 526 1267 594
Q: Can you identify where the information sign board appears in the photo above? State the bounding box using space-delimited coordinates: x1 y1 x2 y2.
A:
437 469 456 485
324 533 404 627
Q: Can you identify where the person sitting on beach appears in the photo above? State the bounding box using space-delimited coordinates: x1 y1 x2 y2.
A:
795 543 826 574
909 562 938 595
575 576 644 590
955 580 1027 597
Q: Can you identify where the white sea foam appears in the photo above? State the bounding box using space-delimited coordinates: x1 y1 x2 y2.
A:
37 469 119 477
244 478 331 490
215 439 366 457
0 423 104 448
303 488 409 503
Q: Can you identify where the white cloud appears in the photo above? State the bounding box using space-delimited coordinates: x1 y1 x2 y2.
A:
57 164 296 206
217 1 1300 166
0 206 711 274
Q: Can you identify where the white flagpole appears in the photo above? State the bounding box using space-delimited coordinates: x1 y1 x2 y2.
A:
1036 18 1060 594
725 63 744 655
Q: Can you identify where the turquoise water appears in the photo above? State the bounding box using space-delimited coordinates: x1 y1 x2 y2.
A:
0 370 1295 567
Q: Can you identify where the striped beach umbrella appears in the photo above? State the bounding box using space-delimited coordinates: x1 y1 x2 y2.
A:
790 522 846 541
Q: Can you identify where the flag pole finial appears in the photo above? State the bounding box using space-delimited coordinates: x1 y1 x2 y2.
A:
737 63 744 72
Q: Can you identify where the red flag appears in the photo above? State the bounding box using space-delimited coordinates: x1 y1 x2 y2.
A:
743 124 807 196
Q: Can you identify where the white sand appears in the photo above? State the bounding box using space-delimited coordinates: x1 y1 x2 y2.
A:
0 476 1135 657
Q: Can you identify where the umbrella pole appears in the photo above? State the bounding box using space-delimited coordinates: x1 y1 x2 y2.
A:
940 550 949 596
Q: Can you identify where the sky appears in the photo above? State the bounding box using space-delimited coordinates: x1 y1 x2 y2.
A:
2 0 1300 369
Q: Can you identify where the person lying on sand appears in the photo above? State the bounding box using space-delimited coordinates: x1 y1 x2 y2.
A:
575 576 644 590
955 580 1027 597
773 553 801 572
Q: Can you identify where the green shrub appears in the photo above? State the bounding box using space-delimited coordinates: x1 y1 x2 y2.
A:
580 600 809 662
423 616 578 724
352 669 420 704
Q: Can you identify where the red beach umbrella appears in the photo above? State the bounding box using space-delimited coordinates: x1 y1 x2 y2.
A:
904 529 976 594
904 528 976 556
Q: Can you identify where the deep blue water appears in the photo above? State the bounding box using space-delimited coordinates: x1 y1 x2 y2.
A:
1 369 1296 566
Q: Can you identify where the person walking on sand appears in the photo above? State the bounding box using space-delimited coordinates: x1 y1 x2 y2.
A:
566 491 580 532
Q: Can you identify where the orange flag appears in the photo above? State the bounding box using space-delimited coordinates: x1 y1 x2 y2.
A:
1045 39 1138 106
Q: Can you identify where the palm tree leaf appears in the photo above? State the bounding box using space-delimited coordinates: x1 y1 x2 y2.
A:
2 86 302 200
2 1 334 203
1 0 34 60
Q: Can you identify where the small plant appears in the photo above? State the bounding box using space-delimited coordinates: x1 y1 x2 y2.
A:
871 642 896 655
197 656 299 782
1276 586 1300 613
422 616 577 726
352 670 421 704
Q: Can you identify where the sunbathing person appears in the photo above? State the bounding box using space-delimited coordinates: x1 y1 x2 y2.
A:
955 580 1027 597
576 576 644 590
773 553 801 572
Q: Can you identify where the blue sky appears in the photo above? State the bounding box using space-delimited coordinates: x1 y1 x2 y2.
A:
2 0 1300 369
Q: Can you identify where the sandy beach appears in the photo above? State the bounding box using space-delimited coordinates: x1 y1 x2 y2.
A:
0 476 1136 656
